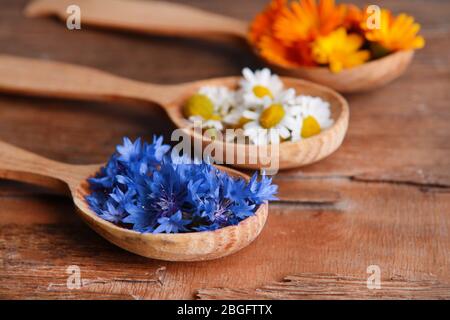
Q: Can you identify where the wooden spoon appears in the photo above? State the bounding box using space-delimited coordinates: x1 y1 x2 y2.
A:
0 139 268 261
0 55 349 171
24 0 414 93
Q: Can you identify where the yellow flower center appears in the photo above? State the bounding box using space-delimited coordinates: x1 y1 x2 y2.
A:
301 116 321 138
209 114 222 121
259 104 285 129
184 94 214 119
253 85 273 99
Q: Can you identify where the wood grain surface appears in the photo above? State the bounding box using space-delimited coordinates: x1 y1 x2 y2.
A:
0 0 449 299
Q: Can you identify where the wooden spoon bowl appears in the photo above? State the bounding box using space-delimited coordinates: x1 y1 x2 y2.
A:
0 140 268 261
167 77 349 171
25 0 415 93
259 50 415 93
0 55 349 171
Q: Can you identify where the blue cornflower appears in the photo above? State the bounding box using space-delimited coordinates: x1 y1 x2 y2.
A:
122 203 153 233
117 137 142 162
98 200 127 224
196 173 255 227
88 155 121 189
85 192 104 212
246 173 279 204
228 201 256 221
86 136 278 234
153 211 190 233
147 162 189 217
222 173 250 204
145 135 171 164
109 187 136 207
123 161 191 233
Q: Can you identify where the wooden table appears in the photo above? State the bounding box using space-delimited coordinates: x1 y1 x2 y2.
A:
0 0 449 299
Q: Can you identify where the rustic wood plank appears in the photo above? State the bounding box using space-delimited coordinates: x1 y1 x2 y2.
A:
276 179 341 204
1 180 449 299
197 273 450 300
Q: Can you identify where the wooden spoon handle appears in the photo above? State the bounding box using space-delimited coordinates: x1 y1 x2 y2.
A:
0 140 70 182
0 55 176 106
0 139 100 191
25 0 248 40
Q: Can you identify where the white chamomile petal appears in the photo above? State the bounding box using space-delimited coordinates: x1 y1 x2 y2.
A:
275 88 296 104
282 116 298 131
297 96 334 129
243 121 259 130
289 95 334 140
222 107 244 125
290 114 303 142
242 110 260 120
189 116 223 131
198 86 235 115
278 126 291 139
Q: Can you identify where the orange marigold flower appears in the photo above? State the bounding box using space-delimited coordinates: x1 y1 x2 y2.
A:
258 36 316 67
362 9 425 51
249 1 423 70
343 4 363 31
249 0 286 44
291 41 317 67
312 28 370 73
274 0 347 45
258 36 300 68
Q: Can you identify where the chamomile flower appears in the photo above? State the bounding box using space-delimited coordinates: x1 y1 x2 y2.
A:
181 67 334 146
183 86 234 126
184 86 235 131
239 68 284 106
291 96 334 141
242 90 299 145
198 86 235 117
229 88 296 127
